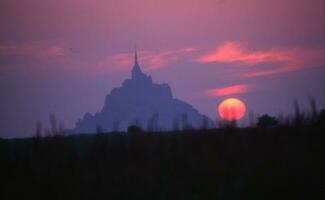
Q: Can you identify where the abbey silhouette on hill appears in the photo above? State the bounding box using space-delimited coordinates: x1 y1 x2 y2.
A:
72 48 210 133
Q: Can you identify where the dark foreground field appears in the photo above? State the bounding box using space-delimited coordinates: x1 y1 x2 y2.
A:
1 125 325 200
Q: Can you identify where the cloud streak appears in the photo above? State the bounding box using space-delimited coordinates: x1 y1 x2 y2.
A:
203 84 254 97
0 41 196 77
0 41 65 58
98 48 196 72
196 42 325 77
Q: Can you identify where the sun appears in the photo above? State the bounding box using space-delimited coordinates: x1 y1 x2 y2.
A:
218 98 246 121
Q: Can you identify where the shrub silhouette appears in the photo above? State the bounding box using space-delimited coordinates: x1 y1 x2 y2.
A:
257 114 279 128
318 109 325 125
127 125 142 133
147 113 159 132
112 120 120 132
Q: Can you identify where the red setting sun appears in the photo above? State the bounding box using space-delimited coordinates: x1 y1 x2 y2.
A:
218 98 246 121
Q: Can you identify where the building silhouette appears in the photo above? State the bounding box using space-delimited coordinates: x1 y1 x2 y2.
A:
71 48 210 133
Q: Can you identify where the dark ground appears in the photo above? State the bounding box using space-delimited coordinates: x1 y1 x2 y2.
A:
1 124 325 200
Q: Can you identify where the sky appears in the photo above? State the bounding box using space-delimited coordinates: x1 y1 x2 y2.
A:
1 0 325 138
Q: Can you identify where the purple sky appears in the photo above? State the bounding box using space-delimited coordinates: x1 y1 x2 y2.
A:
1 0 325 138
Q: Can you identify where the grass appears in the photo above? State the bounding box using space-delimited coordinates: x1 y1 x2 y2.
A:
1 120 324 200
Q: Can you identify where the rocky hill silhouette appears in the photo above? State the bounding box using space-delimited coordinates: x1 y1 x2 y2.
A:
72 48 210 133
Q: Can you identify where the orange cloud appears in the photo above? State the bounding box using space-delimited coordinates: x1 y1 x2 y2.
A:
196 42 325 77
204 84 253 96
98 48 196 72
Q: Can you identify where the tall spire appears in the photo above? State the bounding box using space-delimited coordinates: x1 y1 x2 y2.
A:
134 46 138 65
132 46 143 79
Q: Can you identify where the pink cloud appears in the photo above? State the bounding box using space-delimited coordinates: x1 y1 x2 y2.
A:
0 41 196 77
204 84 254 97
0 41 64 58
98 53 133 72
0 41 87 77
196 42 292 64
98 48 196 72
196 42 325 77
